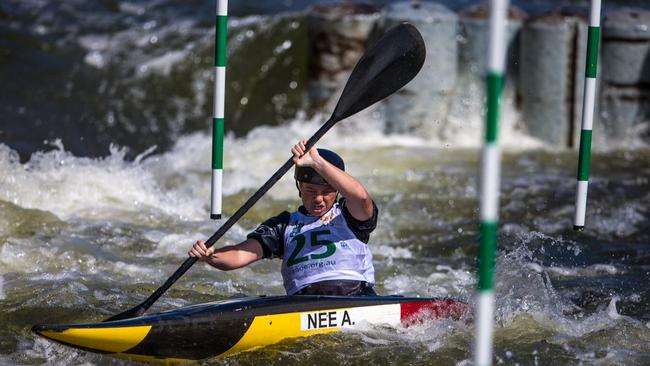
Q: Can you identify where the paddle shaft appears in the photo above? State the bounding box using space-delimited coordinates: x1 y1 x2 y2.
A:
125 117 338 316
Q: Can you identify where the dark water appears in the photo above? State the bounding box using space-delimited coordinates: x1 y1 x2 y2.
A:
1 0 650 365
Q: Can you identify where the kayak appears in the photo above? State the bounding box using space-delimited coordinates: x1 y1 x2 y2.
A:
32 295 469 364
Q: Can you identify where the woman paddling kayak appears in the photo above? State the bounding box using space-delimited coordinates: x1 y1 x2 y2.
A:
33 141 471 362
189 140 378 296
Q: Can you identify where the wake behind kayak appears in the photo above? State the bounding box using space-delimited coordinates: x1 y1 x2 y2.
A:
32 295 468 363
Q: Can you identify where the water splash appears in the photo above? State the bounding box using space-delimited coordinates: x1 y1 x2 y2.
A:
382 265 473 299
491 235 649 349
0 140 204 221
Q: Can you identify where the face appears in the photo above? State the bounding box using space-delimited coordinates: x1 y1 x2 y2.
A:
299 182 337 217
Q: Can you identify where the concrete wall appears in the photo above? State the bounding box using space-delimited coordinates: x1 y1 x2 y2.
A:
304 2 650 147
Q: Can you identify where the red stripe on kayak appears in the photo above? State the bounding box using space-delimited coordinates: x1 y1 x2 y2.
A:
400 300 469 326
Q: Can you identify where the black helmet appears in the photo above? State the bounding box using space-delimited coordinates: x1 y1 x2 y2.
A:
294 148 345 185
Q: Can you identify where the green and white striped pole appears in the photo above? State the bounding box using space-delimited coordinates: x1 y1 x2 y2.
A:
574 0 601 231
211 0 228 220
475 0 508 365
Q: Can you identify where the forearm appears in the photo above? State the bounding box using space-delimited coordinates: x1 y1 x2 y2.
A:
313 158 373 218
204 248 248 270
325 170 370 202
201 239 264 271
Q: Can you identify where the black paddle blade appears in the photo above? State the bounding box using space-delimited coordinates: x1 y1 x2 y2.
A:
332 22 426 122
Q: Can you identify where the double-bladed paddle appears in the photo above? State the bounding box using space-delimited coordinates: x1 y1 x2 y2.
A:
105 22 425 322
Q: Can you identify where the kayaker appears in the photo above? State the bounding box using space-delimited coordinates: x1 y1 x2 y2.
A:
189 140 377 296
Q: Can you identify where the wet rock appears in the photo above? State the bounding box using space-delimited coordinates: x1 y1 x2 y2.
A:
306 2 380 110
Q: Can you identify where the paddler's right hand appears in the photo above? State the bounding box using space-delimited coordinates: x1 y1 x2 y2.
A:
188 240 215 261
292 139 321 168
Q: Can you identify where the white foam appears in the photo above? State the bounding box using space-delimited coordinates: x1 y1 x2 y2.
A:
150 233 204 258
29 272 78 282
113 261 158 278
138 50 188 76
373 245 413 259
534 263 620 278
0 239 59 274
78 13 204 75
84 50 106 69
79 34 112 69
347 308 467 355
28 337 91 366
607 296 622 320
210 278 240 294
382 264 472 298
544 266 578 276
0 96 588 224
591 200 647 238
0 141 205 221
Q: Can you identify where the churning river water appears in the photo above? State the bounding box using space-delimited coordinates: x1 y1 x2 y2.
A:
1 117 649 365
1 0 650 365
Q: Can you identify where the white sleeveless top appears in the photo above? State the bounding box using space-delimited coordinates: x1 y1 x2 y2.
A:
280 203 375 295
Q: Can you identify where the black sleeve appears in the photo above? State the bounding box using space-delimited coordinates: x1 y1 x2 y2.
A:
340 198 378 244
246 211 291 259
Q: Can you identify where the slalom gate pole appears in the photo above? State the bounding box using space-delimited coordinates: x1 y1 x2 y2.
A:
573 0 601 231
211 0 228 220
474 0 509 365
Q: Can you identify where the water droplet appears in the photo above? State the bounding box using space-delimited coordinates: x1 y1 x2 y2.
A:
144 20 157 30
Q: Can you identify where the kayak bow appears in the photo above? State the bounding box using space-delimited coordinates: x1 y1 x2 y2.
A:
33 295 468 363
